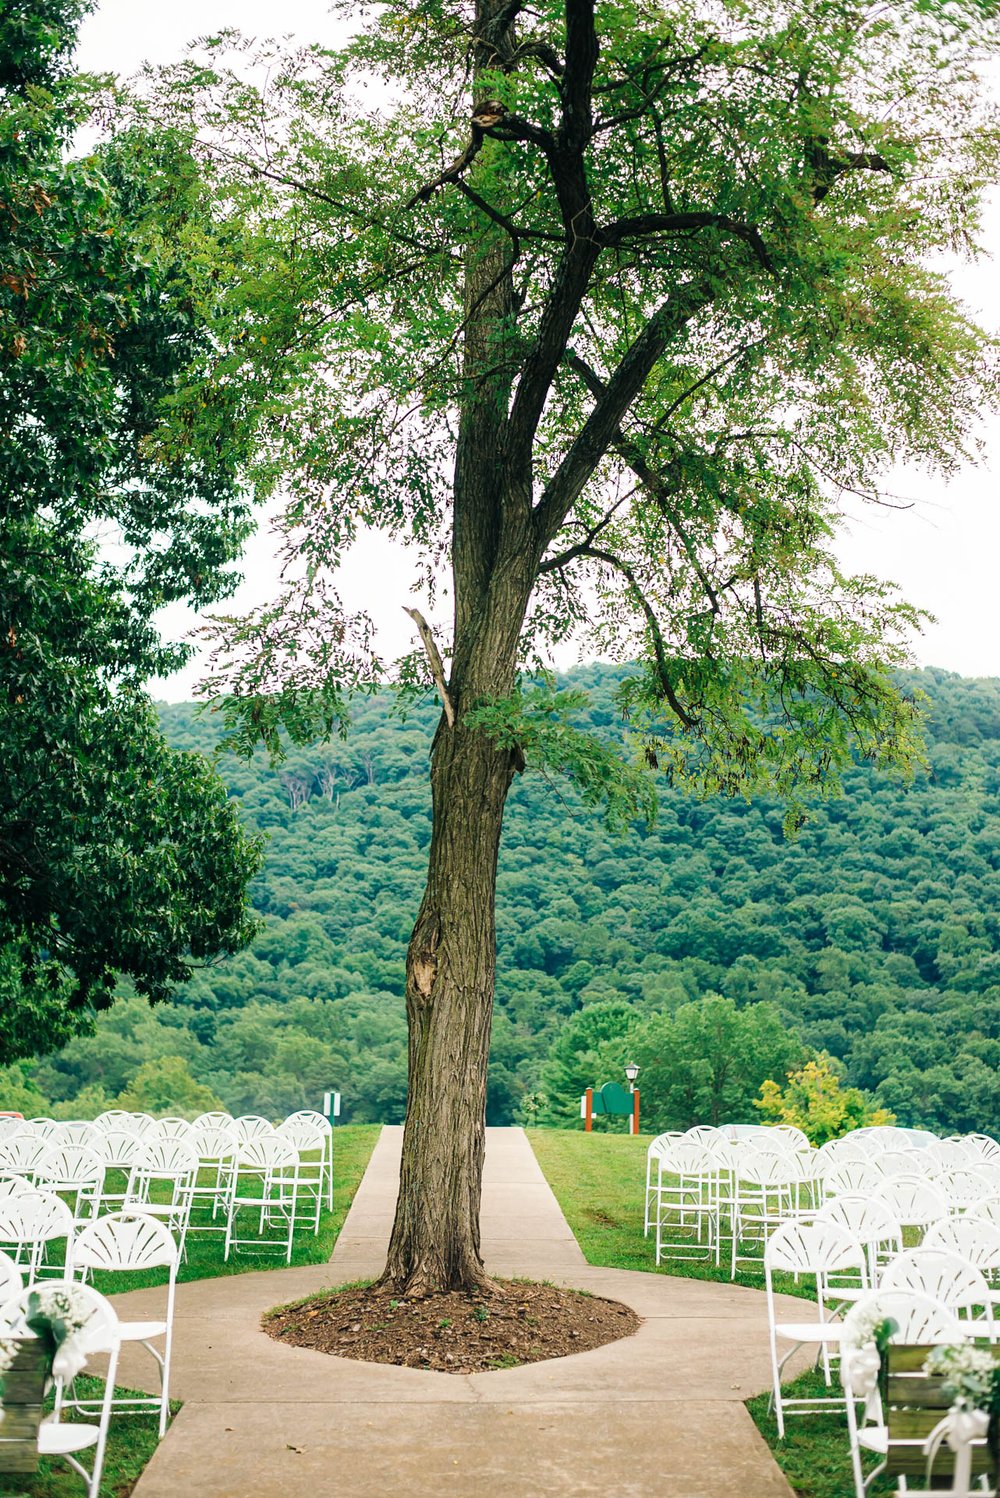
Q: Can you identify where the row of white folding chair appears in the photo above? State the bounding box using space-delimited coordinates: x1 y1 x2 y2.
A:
824 1163 1000 1214
764 1224 980 1450
1 1210 180 1442
0 1278 122 1497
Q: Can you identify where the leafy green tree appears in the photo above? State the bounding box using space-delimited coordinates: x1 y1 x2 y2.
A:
539 1001 641 1124
636 995 803 1129
133 0 999 1293
0 0 265 1057
116 1055 224 1117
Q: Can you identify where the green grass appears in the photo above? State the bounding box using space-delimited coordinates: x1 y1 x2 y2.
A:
747 1369 892 1498
527 1128 876 1498
0 1125 381 1496
527 1127 814 1299
0 1375 177 1498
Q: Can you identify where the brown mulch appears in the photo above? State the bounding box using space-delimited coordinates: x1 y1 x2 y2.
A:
263 1279 641 1374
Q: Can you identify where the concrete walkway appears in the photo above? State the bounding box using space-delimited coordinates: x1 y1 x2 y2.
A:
119 1128 808 1498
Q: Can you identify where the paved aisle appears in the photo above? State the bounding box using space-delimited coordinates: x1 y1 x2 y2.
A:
122 1128 804 1498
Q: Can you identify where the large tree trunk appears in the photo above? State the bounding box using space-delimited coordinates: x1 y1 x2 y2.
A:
380 712 518 1294
378 0 535 1297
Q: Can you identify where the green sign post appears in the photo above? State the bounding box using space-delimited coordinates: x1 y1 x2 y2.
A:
581 1081 640 1134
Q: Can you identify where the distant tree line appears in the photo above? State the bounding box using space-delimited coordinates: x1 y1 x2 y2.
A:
2 665 999 1135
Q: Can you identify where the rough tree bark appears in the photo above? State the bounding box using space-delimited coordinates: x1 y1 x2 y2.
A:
381 0 602 1296
380 72 534 1287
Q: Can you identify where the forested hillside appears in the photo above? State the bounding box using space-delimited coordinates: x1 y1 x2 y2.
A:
5 666 999 1134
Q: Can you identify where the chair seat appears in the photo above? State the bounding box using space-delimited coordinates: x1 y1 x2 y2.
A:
39 1421 99 1455
120 1318 167 1341
775 1320 846 1343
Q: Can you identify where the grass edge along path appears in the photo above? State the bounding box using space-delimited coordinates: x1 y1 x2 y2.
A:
527 1127 890 1498
0 1125 381 1496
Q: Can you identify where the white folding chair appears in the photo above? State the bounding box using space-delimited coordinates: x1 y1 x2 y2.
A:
187 1124 239 1231
0 1134 49 1178
730 1149 806 1277
276 1115 329 1232
0 1280 121 1498
840 1290 968 1498
149 1117 195 1143
72 1211 179 1436
93 1129 146 1212
814 1195 902 1291
880 1247 996 1336
965 1133 1000 1162
765 1218 868 1433
872 1175 949 1239
93 1110 141 1133
769 1125 811 1154
124 1141 198 1257
55 1123 102 1152
0 1189 75 1282
822 1159 884 1199
876 1150 926 1178
653 1141 720 1267
281 1110 334 1211
33 1145 105 1224
933 1166 994 1212
924 1214 1000 1282
191 1111 234 1131
223 1136 302 1264
643 1132 682 1237
815 1139 869 1171
231 1115 275 1143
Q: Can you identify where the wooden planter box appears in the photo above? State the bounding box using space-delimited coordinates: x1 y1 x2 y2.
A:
886 1343 999 1487
0 1340 47 1475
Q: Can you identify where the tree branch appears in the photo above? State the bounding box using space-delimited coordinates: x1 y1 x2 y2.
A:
599 211 774 273
403 608 455 728
806 139 892 203
575 545 700 729
532 276 715 546
405 131 486 209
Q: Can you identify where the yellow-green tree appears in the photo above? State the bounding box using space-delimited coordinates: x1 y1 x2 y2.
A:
756 1053 894 1145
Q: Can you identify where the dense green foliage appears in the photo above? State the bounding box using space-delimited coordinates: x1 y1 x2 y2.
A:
4 665 998 1135
0 0 265 1059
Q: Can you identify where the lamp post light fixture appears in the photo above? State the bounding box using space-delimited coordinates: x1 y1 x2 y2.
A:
624 1062 640 1093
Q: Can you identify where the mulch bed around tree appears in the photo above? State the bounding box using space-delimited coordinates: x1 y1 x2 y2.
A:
263 1280 641 1374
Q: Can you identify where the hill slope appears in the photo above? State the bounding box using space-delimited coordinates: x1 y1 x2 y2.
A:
14 665 1000 1133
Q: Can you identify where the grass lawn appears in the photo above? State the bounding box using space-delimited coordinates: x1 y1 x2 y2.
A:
0 1376 177 1498
0 1124 381 1496
527 1126 814 1298
528 1127 888 1498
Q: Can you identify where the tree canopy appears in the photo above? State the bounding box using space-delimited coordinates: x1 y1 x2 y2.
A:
132 0 997 805
0 0 265 1059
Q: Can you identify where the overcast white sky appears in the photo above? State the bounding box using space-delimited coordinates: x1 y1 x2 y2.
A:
76 1 1000 699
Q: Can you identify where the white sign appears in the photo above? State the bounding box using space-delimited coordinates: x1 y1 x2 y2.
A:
322 1091 342 1119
